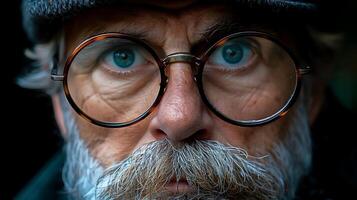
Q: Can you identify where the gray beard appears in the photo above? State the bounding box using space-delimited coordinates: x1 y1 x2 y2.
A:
61 99 312 200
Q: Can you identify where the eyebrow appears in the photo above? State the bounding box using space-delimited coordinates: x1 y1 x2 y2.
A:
191 17 278 54
87 25 151 40
77 12 279 56
191 18 239 54
201 19 242 41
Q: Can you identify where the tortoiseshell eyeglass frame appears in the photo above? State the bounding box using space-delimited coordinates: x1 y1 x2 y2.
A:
51 31 312 128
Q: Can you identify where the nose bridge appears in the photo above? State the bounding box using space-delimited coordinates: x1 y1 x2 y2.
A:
162 52 201 76
163 57 200 115
148 54 212 142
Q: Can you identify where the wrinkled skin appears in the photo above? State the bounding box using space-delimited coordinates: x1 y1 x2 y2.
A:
52 0 323 198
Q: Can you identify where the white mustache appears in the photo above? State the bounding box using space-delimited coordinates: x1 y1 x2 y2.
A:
95 139 283 200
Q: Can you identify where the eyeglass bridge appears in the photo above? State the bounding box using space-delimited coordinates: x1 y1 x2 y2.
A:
162 52 201 66
162 52 202 77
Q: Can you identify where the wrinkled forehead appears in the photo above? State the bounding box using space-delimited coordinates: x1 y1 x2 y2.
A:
63 0 288 53
65 2 233 45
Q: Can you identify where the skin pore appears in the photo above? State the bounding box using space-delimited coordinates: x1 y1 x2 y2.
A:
51 0 324 198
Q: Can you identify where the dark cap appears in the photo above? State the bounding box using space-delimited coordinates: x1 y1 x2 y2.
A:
22 0 319 43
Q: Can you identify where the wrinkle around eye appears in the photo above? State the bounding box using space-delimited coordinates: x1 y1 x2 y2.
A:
236 86 261 114
91 70 155 99
73 66 161 122
74 74 132 119
81 92 131 119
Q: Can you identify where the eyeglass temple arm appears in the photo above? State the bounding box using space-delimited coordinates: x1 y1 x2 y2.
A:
298 65 312 75
50 58 64 81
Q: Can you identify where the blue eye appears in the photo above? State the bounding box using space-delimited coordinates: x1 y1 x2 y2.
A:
113 49 135 68
222 44 243 64
209 40 254 70
103 46 146 72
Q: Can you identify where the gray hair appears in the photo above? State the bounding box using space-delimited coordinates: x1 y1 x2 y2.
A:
60 92 103 200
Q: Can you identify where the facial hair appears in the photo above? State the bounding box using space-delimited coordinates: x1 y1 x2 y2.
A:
62 97 311 200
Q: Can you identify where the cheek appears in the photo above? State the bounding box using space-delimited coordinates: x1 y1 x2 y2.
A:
67 65 161 167
75 112 152 167
67 69 138 123
215 114 291 156
202 58 296 121
68 64 161 124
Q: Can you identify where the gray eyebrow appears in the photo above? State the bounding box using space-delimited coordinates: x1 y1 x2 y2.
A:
192 16 278 54
191 17 247 52
87 26 150 40
201 16 260 40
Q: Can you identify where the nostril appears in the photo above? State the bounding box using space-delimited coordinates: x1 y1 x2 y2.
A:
182 129 209 142
152 128 210 143
152 129 167 140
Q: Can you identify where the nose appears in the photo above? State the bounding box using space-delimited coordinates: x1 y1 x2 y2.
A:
148 62 213 142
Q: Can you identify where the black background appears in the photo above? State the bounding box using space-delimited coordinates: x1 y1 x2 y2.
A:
2 0 357 199
2 1 62 199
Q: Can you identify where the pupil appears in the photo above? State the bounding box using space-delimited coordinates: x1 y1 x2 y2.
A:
226 49 236 57
120 53 128 60
222 45 243 64
113 49 135 68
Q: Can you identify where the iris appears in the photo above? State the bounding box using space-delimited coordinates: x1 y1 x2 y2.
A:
113 49 135 68
222 44 243 64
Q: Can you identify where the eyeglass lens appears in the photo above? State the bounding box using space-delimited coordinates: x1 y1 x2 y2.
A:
201 36 297 122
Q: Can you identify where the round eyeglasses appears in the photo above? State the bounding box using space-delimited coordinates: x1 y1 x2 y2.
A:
51 31 311 128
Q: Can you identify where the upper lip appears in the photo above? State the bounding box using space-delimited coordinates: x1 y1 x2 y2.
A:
168 176 187 184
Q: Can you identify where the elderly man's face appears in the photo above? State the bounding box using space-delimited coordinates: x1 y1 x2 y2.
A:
57 1 313 199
